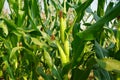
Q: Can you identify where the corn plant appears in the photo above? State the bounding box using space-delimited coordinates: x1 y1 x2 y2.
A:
0 0 120 80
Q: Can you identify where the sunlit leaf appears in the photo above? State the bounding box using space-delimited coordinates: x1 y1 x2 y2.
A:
9 47 22 60
0 21 8 36
31 37 41 46
97 58 120 72
2 54 15 80
43 49 53 68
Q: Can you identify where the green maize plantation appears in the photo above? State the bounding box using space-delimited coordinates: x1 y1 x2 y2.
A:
0 0 120 80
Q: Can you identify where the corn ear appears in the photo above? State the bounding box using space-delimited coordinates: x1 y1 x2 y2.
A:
64 38 70 62
56 41 68 65
59 11 66 43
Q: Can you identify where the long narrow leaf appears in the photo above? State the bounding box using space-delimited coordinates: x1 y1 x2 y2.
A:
77 2 120 40
76 0 93 22
2 54 15 80
97 0 105 17
0 0 5 14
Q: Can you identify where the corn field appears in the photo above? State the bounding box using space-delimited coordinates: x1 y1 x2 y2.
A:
0 0 120 80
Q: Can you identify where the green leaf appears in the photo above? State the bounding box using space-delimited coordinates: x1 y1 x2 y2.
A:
94 69 102 80
115 50 120 60
83 23 91 26
116 21 120 52
56 41 68 65
7 0 18 15
51 66 62 80
0 70 3 77
43 49 53 68
76 0 93 22
0 21 8 37
92 12 100 21
23 47 36 63
36 67 49 80
72 23 86 67
31 0 40 18
105 2 114 15
80 0 87 3
86 7 93 13
0 0 5 14
9 47 22 60
97 58 120 72
1 18 17 31
97 0 105 17
68 0 93 36
77 2 120 40
99 69 111 80
72 23 80 38
72 23 86 66
17 10 25 27
50 0 62 11
9 31 20 47
2 54 15 80
72 38 86 67
31 37 42 46
3 40 13 53
71 57 96 80
94 41 106 59
71 68 83 80
62 63 71 76
24 0 40 30
94 68 111 80
43 0 48 18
